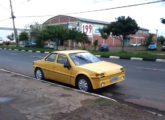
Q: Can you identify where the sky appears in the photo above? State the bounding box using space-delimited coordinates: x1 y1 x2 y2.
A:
0 0 165 36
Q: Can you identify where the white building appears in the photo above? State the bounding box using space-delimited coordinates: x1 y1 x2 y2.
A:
0 27 29 42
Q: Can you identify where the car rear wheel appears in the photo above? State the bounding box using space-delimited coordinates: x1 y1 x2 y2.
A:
35 68 44 80
76 76 92 92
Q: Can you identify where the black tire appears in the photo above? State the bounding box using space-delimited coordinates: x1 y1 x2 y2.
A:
111 83 117 87
76 76 93 92
35 68 44 80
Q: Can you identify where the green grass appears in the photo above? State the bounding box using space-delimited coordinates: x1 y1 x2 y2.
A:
1 45 165 59
89 50 165 59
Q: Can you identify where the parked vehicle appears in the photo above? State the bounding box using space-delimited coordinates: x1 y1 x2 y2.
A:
99 44 109 51
33 50 125 92
162 42 165 51
148 43 157 50
130 43 141 47
24 42 36 47
45 43 55 49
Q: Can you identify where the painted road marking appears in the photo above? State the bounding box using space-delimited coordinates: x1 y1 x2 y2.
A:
95 55 101 57
136 67 165 72
156 59 165 62
131 57 143 61
109 56 120 59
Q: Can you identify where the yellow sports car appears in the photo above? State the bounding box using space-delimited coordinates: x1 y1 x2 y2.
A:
33 50 125 92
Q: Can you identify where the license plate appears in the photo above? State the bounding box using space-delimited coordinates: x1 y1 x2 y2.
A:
111 76 119 82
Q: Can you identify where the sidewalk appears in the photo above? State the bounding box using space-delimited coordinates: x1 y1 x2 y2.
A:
0 70 164 120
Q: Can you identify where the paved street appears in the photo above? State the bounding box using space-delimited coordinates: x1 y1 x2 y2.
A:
0 49 165 113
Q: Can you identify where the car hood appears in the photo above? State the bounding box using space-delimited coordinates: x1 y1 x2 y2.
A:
77 61 123 75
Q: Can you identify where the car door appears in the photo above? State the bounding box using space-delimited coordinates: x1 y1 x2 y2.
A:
55 54 71 84
42 53 58 80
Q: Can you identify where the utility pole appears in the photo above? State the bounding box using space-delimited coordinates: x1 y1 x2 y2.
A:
9 0 18 46
156 29 158 43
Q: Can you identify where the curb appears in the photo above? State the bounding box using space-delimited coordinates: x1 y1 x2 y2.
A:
36 51 41 53
1 48 165 62
101 55 165 63
0 47 51 54
156 59 165 62
109 56 120 59
130 57 143 61
95 55 101 57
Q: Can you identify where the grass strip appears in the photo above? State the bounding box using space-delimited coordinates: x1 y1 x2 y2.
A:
1 46 165 59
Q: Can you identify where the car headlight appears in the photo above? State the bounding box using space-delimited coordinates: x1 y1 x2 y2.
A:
95 73 105 78
101 82 105 87
120 68 125 72
122 76 125 80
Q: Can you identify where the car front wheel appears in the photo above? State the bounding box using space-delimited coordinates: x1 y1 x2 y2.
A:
35 68 44 80
77 76 92 92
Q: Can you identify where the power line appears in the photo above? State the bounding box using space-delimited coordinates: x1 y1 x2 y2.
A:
0 0 164 21
67 0 165 14
17 15 55 18
0 18 10 22
14 0 165 18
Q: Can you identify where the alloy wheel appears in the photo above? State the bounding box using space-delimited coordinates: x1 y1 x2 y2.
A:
35 69 43 80
78 79 89 92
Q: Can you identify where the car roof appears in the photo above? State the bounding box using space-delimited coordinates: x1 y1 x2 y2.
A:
52 50 88 54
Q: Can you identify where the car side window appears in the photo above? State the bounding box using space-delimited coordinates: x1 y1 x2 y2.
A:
45 53 57 62
57 54 68 64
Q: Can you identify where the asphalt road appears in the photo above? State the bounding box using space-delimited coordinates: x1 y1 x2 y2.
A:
0 49 165 114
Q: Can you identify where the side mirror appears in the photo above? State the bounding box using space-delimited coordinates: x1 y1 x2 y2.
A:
64 62 71 69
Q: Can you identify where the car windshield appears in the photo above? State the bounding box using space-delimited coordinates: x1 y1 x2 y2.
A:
150 43 155 45
101 44 108 47
69 52 101 66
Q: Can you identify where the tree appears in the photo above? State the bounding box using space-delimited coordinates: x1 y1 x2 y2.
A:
30 23 44 47
161 18 165 24
19 31 29 45
145 34 154 46
7 33 14 41
55 25 69 49
93 40 98 50
101 16 139 51
68 28 78 49
67 28 91 49
30 24 90 49
40 25 69 50
99 27 109 42
75 32 90 49
158 36 165 45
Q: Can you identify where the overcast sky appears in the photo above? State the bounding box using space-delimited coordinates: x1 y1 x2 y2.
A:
0 0 165 36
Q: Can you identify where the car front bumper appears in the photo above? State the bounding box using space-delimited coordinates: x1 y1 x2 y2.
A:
91 72 125 89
